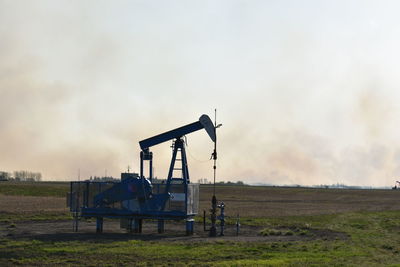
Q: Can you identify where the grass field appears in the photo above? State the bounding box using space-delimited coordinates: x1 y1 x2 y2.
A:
1 181 400 266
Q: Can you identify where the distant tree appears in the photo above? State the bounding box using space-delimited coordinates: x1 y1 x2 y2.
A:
215 180 246 186
13 170 42 182
0 171 10 181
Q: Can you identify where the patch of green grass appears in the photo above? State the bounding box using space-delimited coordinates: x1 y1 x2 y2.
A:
0 238 366 266
2 210 400 266
299 229 309 236
260 228 306 237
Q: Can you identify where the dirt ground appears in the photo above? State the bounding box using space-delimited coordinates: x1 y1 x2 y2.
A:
0 195 66 213
200 186 400 217
0 219 348 243
1 186 399 217
0 185 396 243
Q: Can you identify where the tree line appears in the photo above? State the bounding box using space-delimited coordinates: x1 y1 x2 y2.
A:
0 170 42 182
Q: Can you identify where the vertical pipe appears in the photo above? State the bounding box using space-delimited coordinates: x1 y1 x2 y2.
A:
219 202 225 236
138 219 143 233
74 215 78 232
134 219 143 233
203 210 206 231
133 219 139 233
213 108 217 196
85 181 89 207
96 217 103 233
140 151 144 179
209 109 218 237
75 185 80 233
149 155 153 183
209 196 217 237
69 182 72 211
236 214 240 236
128 218 133 233
158 220 165 233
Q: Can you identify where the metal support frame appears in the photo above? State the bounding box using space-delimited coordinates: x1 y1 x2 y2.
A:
165 138 189 192
161 138 192 219
140 149 153 182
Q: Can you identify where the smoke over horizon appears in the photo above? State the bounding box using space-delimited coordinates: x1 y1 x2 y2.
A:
1 1 400 186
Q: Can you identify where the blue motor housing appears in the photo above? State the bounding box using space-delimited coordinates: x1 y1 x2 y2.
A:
94 176 152 207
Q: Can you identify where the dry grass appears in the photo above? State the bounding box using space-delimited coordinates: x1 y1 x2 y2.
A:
0 183 399 218
0 194 67 214
199 185 400 217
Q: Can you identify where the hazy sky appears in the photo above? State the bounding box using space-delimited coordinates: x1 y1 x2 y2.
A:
1 1 400 186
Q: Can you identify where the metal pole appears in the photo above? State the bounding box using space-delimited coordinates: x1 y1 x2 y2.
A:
96 217 103 233
213 108 217 196
219 202 225 236
236 214 240 236
158 220 165 233
209 109 218 237
140 151 144 179
149 156 153 183
203 210 207 231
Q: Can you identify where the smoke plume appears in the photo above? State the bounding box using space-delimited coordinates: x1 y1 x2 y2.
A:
1 1 400 187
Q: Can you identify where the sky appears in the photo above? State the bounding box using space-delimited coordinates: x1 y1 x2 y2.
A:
1 1 400 186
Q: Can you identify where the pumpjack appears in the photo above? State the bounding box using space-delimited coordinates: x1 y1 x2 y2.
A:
68 114 216 235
